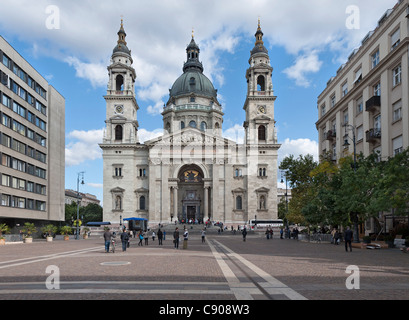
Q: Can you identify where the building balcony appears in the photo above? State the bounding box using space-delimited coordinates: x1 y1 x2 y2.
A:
325 130 336 141
365 96 381 112
366 128 381 143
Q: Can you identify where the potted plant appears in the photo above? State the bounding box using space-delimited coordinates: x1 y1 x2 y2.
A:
42 224 57 242
363 236 372 244
22 222 37 243
0 223 11 245
60 226 72 241
82 227 90 239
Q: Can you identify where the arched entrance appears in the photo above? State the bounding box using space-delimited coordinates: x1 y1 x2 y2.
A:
177 164 204 223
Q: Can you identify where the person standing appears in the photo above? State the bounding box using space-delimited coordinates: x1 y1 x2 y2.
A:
242 227 247 242
120 228 129 252
280 227 284 239
103 228 113 253
152 231 156 242
144 229 149 246
173 227 180 249
183 228 189 250
344 226 353 252
201 229 206 243
138 230 144 246
157 229 163 245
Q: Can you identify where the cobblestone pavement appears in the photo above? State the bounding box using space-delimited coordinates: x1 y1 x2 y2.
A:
0 233 408 301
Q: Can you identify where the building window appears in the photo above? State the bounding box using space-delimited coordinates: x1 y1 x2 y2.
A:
374 114 381 134
200 121 207 132
357 125 363 142
181 121 185 129
189 120 196 128
236 196 243 210
330 94 336 108
140 196 146 210
139 168 147 177
321 103 326 116
371 50 380 69
115 125 123 141
354 67 362 85
258 167 267 177
393 100 402 122
258 125 266 141
393 65 401 87
257 75 265 91
356 97 363 114
373 82 381 97
393 135 403 155
115 167 122 177
391 28 400 50
234 168 243 177
342 82 348 97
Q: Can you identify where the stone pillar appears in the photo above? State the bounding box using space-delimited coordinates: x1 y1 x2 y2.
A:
173 187 178 222
204 186 209 220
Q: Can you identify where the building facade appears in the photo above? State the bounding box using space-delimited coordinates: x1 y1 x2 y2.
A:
65 189 101 207
100 21 280 225
316 0 408 233
0 36 65 225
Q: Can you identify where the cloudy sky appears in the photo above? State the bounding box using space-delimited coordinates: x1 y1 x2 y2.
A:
0 0 398 203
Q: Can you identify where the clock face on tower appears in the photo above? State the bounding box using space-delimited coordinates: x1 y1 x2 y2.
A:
258 105 266 114
115 105 124 114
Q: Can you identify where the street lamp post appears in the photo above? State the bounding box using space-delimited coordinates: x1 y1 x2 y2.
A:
343 124 359 243
76 172 85 240
280 170 289 233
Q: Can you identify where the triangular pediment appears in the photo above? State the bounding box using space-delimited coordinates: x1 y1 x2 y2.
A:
144 127 238 147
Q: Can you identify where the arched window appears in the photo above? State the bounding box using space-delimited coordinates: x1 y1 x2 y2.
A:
115 125 123 141
200 121 207 131
236 196 243 210
189 120 197 128
116 75 124 91
140 196 146 210
166 122 171 133
257 75 265 91
181 121 185 129
258 125 266 141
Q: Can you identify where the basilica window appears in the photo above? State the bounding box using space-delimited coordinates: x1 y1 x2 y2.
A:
257 75 265 91
258 167 267 177
139 196 146 211
115 75 124 91
115 125 123 141
236 196 243 210
189 120 197 128
200 121 207 132
258 125 266 141
114 167 122 177
181 121 185 129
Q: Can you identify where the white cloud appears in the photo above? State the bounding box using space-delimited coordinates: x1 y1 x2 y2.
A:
137 128 164 143
283 51 323 87
146 101 165 116
278 138 319 165
223 124 245 144
64 57 107 88
87 183 103 189
65 129 104 167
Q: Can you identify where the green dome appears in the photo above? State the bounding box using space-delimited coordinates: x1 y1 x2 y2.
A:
169 70 217 99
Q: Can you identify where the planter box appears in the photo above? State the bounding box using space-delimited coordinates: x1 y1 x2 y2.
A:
0 238 5 245
24 237 33 244
64 235 69 241
46 236 53 242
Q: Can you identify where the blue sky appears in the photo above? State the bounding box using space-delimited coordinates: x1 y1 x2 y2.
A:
0 0 398 204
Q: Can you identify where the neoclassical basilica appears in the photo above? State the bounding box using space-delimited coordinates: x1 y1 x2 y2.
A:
100 20 281 225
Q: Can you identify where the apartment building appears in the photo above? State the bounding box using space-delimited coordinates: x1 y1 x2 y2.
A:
0 36 65 226
317 0 409 161
316 0 409 233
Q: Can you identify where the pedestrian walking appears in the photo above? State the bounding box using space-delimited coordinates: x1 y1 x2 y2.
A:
280 228 283 239
183 228 189 249
163 230 166 240
152 231 156 242
334 229 340 245
201 229 206 243
242 227 247 242
344 227 353 252
157 229 163 245
138 230 144 246
120 228 129 252
173 227 180 249
103 228 113 253
144 229 149 245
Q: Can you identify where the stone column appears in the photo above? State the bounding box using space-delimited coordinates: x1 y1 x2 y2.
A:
204 186 209 220
173 187 178 222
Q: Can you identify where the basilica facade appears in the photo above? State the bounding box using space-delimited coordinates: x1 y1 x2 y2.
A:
100 20 281 225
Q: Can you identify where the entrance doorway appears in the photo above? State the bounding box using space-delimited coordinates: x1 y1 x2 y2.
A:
187 206 196 221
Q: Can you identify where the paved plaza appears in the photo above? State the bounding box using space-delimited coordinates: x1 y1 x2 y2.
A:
0 231 408 302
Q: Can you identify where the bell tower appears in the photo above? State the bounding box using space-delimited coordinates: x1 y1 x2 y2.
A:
243 19 277 146
103 19 139 144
